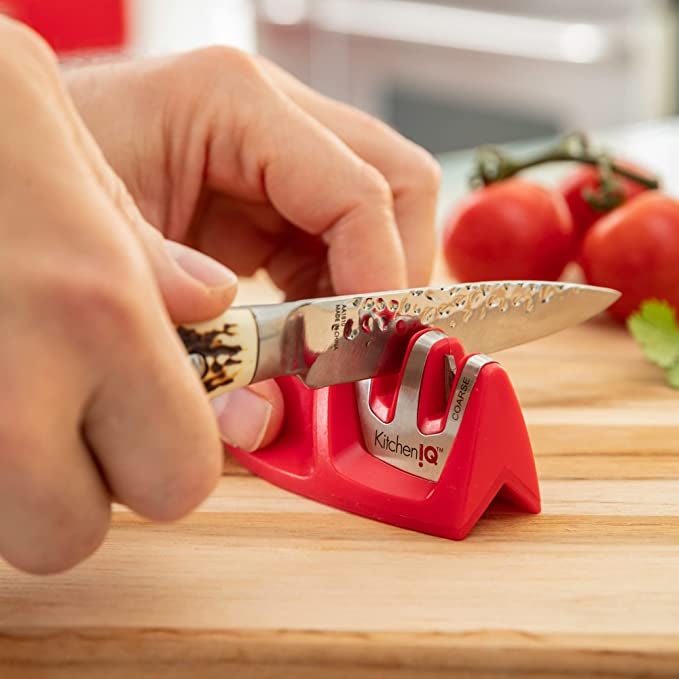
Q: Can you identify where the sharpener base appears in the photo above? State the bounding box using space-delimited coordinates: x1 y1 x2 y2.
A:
227 329 541 540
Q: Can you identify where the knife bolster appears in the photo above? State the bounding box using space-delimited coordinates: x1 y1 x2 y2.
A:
250 303 298 384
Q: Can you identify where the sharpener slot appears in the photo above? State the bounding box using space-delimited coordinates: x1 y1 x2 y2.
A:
355 333 496 482
444 354 457 401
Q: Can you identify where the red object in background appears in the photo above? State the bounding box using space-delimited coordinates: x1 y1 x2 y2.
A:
442 179 575 283
228 329 540 540
1 0 126 54
581 191 679 321
559 161 650 242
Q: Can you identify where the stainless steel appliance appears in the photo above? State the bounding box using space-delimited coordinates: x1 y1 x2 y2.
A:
254 0 678 152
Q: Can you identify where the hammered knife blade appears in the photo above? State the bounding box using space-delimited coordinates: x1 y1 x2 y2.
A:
177 280 619 398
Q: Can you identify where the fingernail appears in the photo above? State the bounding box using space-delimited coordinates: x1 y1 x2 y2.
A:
166 240 237 289
211 388 273 452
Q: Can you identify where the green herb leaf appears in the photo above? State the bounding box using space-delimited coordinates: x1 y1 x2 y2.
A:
667 362 679 389
627 300 679 369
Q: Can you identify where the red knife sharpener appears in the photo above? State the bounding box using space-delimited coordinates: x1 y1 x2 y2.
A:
228 328 541 539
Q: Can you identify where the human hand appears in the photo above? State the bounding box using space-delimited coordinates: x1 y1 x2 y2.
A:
0 19 244 573
65 46 440 451
66 47 440 296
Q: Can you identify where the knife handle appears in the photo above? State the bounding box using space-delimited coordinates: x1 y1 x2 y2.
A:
177 308 259 398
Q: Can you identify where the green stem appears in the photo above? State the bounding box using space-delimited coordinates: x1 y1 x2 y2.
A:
471 132 660 192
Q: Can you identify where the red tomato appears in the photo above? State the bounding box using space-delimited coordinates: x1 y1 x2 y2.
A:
559 161 649 241
443 179 575 282
580 192 679 321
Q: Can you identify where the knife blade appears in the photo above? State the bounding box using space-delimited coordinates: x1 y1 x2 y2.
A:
177 280 619 398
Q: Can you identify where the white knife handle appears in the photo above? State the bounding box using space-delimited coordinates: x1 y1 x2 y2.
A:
177 308 259 398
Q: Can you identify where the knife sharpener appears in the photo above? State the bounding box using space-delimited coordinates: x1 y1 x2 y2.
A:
227 328 541 539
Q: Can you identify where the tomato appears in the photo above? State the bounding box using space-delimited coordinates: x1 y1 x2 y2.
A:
580 192 679 321
559 161 649 241
442 179 575 282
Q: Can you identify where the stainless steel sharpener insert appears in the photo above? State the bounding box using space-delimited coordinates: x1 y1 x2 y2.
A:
355 331 495 481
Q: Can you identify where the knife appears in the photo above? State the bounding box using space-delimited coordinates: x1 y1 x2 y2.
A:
177 280 619 398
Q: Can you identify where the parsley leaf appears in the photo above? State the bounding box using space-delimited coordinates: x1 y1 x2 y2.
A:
627 300 679 389
667 362 679 389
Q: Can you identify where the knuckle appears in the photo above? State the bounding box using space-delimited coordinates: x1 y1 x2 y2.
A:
0 468 111 575
7 512 109 576
124 443 222 523
356 111 394 142
179 45 268 90
359 164 393 205
408 146 442 195
84 283 140 335
351 110 441 197
45 251 149 341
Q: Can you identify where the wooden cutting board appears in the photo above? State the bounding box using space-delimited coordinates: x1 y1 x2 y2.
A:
1 279 679 678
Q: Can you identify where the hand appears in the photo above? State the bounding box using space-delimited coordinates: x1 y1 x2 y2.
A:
0 19 238 573
64 46 440 452
65 47 440 294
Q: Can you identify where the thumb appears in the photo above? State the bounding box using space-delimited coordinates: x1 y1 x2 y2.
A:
212 380 285 453
138 225 238 324
51 74 287 450
50 57 238 325
147 230 285 452
80 143 284 446
139 227 285 452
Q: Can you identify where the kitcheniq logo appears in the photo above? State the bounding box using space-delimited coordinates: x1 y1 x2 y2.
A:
373 430 442 468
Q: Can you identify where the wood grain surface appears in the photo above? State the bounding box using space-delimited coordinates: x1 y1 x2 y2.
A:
1 270 679 678
4 117 679 677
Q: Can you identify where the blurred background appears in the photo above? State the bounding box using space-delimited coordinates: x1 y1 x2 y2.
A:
2 0 679 154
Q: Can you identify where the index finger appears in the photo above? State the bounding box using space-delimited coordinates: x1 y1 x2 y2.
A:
201 56 408 294
258 58 440 287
